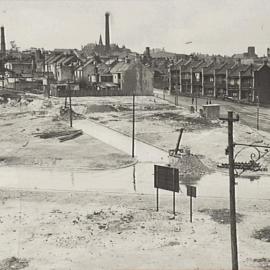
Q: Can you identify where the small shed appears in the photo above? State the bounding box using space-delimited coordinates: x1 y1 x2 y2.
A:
202 104 220 120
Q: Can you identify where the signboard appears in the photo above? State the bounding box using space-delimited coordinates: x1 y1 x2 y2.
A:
187 185 197 198
154 165 179 192
154 165 179 216
186 185 197 223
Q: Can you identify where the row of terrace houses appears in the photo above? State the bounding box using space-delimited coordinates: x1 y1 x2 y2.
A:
168 58 270 104
44 51 80 82
43 51 153 96
73 57 153 95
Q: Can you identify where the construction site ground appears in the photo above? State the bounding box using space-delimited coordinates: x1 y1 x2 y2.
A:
0 93 269 270
0 96 134 170
72 95 270 171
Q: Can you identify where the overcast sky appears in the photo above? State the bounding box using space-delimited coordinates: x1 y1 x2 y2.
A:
1 0 270 56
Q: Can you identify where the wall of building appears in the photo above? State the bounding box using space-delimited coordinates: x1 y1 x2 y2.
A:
4 79 43 92
82 64 95 83
56 65 73 82
5 62 33 75
255 65 270 104
136 63 153 95
121 63 153 95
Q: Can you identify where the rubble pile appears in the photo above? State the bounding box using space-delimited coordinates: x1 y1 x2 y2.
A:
169 149 212 180
253 258 270 269
41 99 52 109
86 103 131 113
198 208 244 224
0 257 29 270
147 111 220 130
59 106 85 121
253 226 270 242
33 129 83 142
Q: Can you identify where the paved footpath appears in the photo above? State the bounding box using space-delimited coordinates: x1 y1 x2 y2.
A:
73 119 168 163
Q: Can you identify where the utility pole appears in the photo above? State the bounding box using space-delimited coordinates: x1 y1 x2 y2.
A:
132 92 135 158
256 95 259 130
175 88 179 106
46 63 50 98
69 81 72 128
220 111 239 270
14 74 17 90
195 89 198 112
1 70 4 89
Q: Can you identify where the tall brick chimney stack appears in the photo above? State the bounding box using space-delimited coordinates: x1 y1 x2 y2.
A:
105 12 110 52
1 26 6 56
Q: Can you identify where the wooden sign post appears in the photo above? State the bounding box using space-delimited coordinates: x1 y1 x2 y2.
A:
187 185 197 223
154 165 179 217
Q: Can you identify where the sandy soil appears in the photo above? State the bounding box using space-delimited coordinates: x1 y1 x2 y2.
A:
70 95 270 172
0 94 270 269
3 94 268 172
0 189 269 270
0 96 134 170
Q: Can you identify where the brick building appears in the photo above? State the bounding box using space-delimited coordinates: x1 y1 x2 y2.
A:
167 58 270 103
254 61 270 104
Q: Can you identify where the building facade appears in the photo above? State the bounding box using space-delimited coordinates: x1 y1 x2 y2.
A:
167 58 270 103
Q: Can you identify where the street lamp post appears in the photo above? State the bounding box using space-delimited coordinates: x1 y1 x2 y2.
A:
68 80 73 128
256 95 259 130
132 92 135 158
1 70 4 89
195 88 198 112
14 74 17 90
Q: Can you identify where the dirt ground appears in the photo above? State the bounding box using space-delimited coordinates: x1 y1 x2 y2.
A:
0 95 134 170
71 95 270 171
0 94 270 269
2 94 268 172
0 189 269 270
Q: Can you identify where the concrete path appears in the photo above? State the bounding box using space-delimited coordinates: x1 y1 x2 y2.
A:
73 119 168 163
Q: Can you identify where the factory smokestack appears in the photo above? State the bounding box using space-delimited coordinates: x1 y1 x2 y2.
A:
1 26 6 56
105 12 110 52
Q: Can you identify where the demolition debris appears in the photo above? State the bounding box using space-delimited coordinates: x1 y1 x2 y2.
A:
0 257 29 270
33 129 83 142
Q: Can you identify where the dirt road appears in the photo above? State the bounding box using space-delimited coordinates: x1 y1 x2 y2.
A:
154 89 270 132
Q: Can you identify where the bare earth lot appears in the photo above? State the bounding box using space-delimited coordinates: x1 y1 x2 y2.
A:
0 94 270 269
72 95 270 170
0 97 134 170
0 189 270 270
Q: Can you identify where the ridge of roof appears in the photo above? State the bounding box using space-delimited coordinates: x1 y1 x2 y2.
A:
110 61 133 73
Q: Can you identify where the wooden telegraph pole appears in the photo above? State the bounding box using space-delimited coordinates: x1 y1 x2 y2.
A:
195 88 198 112
256 95 260 130
220 111 239 270
46 63 50 98
69 81 72 128
132 92 135 158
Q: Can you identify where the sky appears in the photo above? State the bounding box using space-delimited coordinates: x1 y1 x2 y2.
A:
1 0 270 56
